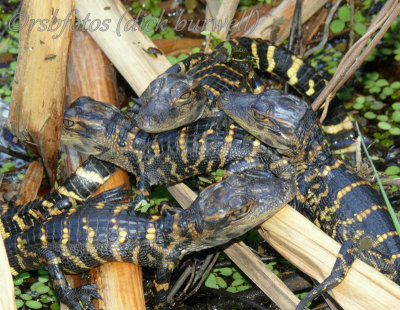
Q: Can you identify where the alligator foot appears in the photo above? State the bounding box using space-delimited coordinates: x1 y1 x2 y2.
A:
57 283 102 310
296 239 356 310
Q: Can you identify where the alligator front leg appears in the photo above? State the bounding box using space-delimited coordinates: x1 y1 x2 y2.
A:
225 157 267 176
134 176 151 206
38 249 102 310
296 239 356 310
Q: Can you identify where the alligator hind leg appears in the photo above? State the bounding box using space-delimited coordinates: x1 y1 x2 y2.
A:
38 249 102 310
152 265 175 310
296 239 356 310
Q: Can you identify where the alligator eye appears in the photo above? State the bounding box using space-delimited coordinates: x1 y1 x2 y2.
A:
251 108 267 121
174 91 193 106
231 201 254 218
179 91 192 100
63 119 75 127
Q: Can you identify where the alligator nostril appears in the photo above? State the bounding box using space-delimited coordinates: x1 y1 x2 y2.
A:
138 115 158 131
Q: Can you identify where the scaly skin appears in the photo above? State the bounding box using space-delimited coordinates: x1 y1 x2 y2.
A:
135 43 257 133
5 174 295 310
218 89 400 309
0 157 118 237
61 96 293 206
134 37 354 156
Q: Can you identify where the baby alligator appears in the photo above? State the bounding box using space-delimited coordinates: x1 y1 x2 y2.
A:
218 89 400 309
61 96 290 206
4 173 295 310
0 157 118 237
134 37 353 156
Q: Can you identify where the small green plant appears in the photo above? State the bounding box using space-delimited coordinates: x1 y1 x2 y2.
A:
14 270 59 309
330 5 366 35
200 31 221 49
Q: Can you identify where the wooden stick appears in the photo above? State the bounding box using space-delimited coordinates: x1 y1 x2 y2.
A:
259 206 400 309
211 0 240 41
15 161 44 206
0 238 15 310
75 0 171 93
241 0 329 43
8 0 74 184
204 0 239 52
61 29 145 310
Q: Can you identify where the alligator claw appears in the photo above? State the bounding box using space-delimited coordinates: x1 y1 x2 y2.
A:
58 283 102 310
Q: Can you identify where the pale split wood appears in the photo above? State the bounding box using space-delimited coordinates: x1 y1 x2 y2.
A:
0 237 16 310
61 29 145 310
15 161 44 206
223 240 299 308
242 0 329 43
259 206 400 309
75 0 171 95
211 0 240 41
204 0 239 52
8 0 74 184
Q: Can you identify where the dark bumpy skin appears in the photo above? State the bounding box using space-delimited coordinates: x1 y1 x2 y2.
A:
0 157 117 237
218 89 400 309
62 96 292 205
134 37 354 155
135 44 258 132
5 174 296 310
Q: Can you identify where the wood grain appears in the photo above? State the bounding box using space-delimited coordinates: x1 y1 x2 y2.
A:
8 0 74 184
241 0 329 43
15 161 44 206
259 206 400 309
62 29 145 310
0 237 15 310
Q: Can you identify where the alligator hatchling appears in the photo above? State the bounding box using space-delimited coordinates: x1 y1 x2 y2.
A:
218 89 400 309
134 37 354 156
2 173 295 310
61 96 293 205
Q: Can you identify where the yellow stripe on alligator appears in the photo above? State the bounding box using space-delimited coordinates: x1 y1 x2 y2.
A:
251 42 260 66
332 144 357 155
322 116 353 134
58 186 83 201
320 180 370 217
266 45 276 72
10 267 19 276
305 79 316 97
287 56 303 86
76 167 106 185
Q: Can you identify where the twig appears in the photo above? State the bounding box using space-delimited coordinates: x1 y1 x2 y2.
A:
0 145 32 162
288 0 303 53
175 252 220 306
303 0 343 59
167 264 194 302
0 1 22 39
312 0 400 113
356 136 362 172
349 0 355 48
192 253 215 285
